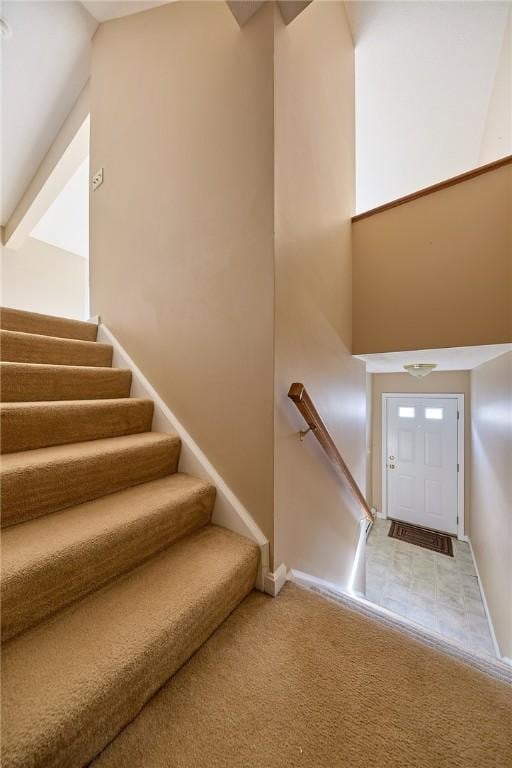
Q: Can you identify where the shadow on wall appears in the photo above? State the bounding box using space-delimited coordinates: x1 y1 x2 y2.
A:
274 251 367 587
1 237 88 320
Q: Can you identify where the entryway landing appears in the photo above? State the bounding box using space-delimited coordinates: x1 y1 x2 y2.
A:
366 518 496 658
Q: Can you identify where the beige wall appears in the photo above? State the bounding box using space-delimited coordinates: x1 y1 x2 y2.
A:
371 371 471 534
353 163 512 354
90 2 276 546
273 2 367 586
470 352 512 658
1 237 87 320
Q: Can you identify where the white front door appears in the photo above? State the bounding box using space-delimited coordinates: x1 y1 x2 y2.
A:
385 396 459 535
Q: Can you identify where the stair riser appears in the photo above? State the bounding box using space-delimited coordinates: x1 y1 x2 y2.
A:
1 330 113 367
1 529 259 768
2 485 215 641
1 439 181 527
0 307 98 342
1 400 154 454
1 364 132 402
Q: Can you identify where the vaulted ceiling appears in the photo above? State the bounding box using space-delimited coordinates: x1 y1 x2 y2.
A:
1 0 312 230
0 1 97 226
0 1 178 229
3 0 508 228
81 1 173 23
346 0 512 212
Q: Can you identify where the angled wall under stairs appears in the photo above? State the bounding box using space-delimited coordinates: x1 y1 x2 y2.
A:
0 306 260 768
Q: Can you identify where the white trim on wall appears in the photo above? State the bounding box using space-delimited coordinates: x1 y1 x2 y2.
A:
97 322 287 596
466 537 503 660
381 392 465 540
347 518 370 597
289 568 346 597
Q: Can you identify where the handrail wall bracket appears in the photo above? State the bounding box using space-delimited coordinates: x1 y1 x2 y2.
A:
288 382 375 525
299 425 316 442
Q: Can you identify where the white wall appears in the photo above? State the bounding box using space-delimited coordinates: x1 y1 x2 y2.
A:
1 237 87 320
470 352 512 659
1 1 96 225
349 1 511 212
479 6 512 164
31 157 89 259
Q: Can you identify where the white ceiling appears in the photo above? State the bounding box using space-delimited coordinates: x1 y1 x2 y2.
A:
0 1 98 226
356 345 512 374
81 1 173 23
347 1 512 213
31 155 89 258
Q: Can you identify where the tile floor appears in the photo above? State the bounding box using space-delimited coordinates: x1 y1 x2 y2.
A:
366 518 497 658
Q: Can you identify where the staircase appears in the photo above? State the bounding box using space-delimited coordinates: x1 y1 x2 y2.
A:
0 307 260 768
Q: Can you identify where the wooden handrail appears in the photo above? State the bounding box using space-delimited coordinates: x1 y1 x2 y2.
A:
352 154 512 222
288 383 375 524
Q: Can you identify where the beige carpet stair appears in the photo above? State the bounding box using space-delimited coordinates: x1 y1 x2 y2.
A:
2 432 181 527
2 526 259 768
2 474 216 641
1 362 132 401
0 306 98 341
1 307 260 768
91 583 512 768
1 329 113 367
1 398 154 453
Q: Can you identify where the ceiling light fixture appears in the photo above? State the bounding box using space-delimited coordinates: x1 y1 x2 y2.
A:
403 363 437 378
0 17 12 39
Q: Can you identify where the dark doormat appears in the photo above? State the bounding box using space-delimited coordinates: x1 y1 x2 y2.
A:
388 520 454 556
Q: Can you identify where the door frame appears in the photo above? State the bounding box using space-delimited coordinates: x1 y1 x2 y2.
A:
381 393 465 540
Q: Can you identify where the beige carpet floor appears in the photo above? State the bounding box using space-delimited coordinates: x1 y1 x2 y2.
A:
92 582 512 768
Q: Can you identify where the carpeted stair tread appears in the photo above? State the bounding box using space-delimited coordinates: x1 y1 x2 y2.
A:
0 306 98 341
1 398 154 453
1 525 259 768
1 329 113 367
1 432 180 527
2 474 216 641
1 362 132 402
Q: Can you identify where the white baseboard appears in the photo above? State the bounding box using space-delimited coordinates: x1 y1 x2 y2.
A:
264 563 288 597
97 323 273 592
466 537 502 660
347 518 368 597
289 568 346 597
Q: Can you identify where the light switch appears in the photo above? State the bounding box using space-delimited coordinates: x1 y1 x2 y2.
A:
92 168 104 191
